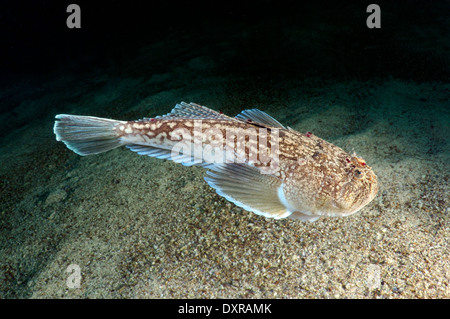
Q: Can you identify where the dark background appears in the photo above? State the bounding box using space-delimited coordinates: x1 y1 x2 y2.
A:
2 0 449 83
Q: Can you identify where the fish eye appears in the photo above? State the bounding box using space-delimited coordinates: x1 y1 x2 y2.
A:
354 169 363 178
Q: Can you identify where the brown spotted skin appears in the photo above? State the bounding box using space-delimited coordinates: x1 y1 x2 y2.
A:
114 118 378 218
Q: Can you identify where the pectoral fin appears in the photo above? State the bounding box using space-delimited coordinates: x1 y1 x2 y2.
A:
204 163 291 219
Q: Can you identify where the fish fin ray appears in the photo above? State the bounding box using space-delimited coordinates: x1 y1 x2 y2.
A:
153 102 236 121
54 114 125 156
235 109 286 129
204 163 290 219
126 144 214 167
289 212 321 222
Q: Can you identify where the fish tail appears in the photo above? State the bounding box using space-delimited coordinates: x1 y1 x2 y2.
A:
54 114 125 156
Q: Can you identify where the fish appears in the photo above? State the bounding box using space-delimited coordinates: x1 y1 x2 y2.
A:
53 102 378 222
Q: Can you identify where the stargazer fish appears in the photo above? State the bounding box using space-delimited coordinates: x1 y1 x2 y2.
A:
53 102 378 222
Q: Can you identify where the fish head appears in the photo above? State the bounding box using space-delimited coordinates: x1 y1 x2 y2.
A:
284 154 378 220
331 155 378 216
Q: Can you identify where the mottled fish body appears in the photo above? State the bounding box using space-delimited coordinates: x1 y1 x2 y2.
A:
54 102 378 222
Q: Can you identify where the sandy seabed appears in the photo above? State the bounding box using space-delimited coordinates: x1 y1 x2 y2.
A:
0 43 448 299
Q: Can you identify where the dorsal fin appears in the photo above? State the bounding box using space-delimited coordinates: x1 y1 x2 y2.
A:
235 109 286 129
154 102 235 121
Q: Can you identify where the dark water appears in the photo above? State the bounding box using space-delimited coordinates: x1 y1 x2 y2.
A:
0 0 448 299
3 1 449 80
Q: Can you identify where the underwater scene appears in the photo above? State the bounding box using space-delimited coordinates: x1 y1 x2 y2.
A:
0 1 448 298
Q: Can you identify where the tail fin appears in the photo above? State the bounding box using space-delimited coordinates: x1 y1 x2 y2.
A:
54 114 125 156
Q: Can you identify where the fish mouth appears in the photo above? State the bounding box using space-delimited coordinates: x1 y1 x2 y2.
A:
367 171 379 198
332 171 378 216
352 174 378 213
368 177 378 203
